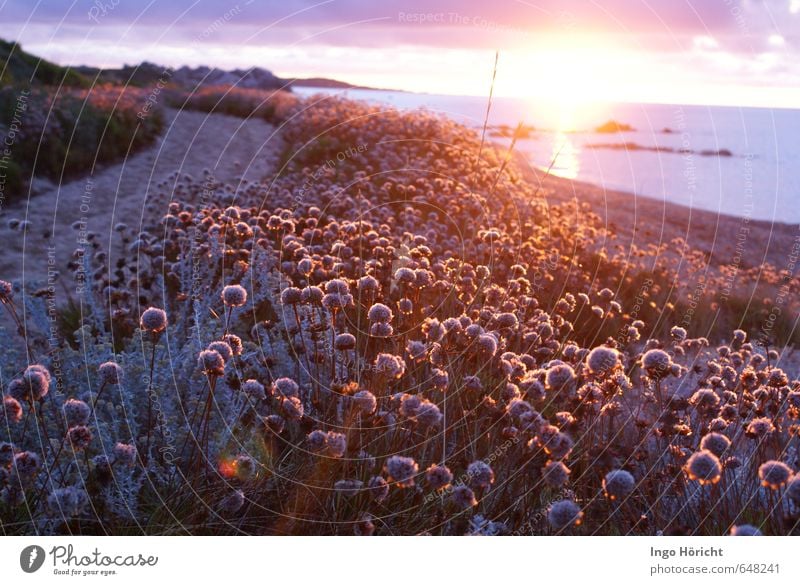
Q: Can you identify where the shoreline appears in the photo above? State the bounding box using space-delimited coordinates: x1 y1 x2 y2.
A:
514 151 798 271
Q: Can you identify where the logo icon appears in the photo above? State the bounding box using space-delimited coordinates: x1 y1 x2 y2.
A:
20 545 46 573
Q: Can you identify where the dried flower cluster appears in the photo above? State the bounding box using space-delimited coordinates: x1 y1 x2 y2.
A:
1 94 799 536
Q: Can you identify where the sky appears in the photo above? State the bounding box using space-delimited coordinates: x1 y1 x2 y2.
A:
2 0 799 108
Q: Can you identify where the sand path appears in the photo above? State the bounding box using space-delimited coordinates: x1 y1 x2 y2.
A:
0 107 281 285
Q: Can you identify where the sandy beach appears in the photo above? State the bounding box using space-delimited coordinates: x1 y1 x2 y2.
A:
521 160 799 273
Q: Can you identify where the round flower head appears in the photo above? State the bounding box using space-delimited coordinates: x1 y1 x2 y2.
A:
543 460 571 488
2 396 22 424
758 460 792 490
425 464 453 491
223 334 243 356
10 367 50 402
113 442 137 466
26 364 52 384
685 450 722 485
670 326 687 341
537 426 574 460
307 430 328 452
207 341 233 362
98 361 123 385
430 368 449 390
221 284 247 307
730 524 762 536
46 486 88 517
301 286 324 304
325 278 350 295
353 390 377 414
198 349 225 376
261 414 285 436
67 426 93 451
548 499 583 531
641 349 672 379
218 489 245 515
13 451 41 480
494 312 518 329
334 333 356 351
325 432 347 458
545 364 575 392
273 377 299 398
63 399 90 427
603 469 636 500
415 400 443 427
586 346 620 377
322 292 353 311
140 307 167 333
367 303 393 323
280 286 302 305
334 479 364 497
506 398 534 421
384 455 418 487
242 379 266 400
784 475 800 504
374 353 406 379
467 460 495 490
699 432 731 457
357 275 380 294
745 417 774 439
406 340 427 362
370 322 393 338
451 485 478 509
233 454 257 480
476 334 498 357
281 396 304 420
399 393 422 418
367 476 390 502
393 267 415 284
398 298 413 314
689 388 720 412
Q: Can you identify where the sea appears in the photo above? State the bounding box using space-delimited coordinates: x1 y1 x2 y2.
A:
293 87 800 224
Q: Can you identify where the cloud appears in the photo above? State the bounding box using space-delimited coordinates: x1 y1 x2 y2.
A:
1 0 798 104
